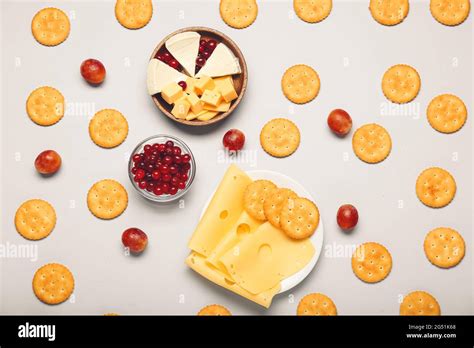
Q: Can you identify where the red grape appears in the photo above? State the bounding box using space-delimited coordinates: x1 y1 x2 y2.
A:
223 129 245 152
337 204 359 231
122 228 148 254
327 109 352 136
35 150 62 175
80 59 106 85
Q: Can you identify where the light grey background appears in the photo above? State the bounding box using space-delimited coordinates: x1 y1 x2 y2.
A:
0 0 472 315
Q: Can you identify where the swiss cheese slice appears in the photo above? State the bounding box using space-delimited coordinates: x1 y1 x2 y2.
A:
207 211 262 274
165 31 200 77
186 252 280 308
220 222 315 294
188 164 252 256
196 43 242 78
147 59 188 95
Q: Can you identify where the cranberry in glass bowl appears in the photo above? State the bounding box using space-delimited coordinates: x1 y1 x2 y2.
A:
128 135 196 202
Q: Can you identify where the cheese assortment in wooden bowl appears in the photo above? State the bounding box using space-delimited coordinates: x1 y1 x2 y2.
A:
186 165 324 308
147 27 247 126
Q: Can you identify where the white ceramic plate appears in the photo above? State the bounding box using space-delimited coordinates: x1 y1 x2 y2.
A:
200 169 324 294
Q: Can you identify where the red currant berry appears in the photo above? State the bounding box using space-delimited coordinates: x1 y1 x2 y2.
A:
172 146 182 156
153 186 163 196
207 40 217 50
196 57 206 67
135 169 145 180
169 186 178 195
169 165 178 174
159 164 170 174
151 170 161 180
181 154 191 163
169 59 180 70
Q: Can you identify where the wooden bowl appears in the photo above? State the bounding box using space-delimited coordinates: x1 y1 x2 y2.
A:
149 27 248 126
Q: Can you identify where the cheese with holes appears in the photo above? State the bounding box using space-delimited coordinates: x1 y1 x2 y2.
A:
201 89 222 107
165 31 200 77
220 222 315 294
186 252 280 308
188 165 252 256
196 43 242 78
207 211 262 274
147 59 188 95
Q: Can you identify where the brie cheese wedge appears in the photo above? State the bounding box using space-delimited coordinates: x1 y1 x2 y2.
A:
147 58 188 95
196 43 241 78
165 31 200 77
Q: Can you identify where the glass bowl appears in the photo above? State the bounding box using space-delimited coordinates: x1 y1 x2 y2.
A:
128 135 196 203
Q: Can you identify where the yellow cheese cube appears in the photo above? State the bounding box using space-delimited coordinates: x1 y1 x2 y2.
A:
186 92 204 114
185 77 197 94
194 76 215 96
201 89 222 107
197 110 219 121
161 82 184 104
203 101 231 112
186 109 207 121
171 97 190 119
215 77 238 103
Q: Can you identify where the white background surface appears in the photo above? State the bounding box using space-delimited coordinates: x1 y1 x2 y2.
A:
0 0 472 315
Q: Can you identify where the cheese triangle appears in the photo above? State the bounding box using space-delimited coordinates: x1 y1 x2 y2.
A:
196 43 242 78
165 31 200 77
147 59 188 95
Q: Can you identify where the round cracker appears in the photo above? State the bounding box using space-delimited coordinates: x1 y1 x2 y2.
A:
297 293 337 316
115 0 153 29
243 180 277 221
280 197 319 240
89 109 129 148
427 94 467 134
260 118 301 158
87 179 128 219
430 0 470 26
369 0 409 26
352 123 392 164
26 86 65 126
220 0 258 29
382 64 421 104
263 188 298 228
281 64 320 104
33 263 74 305
424 227 465 268
400 291 441 316
31 7 70 46
416 167 456 208
352 242 392 283
15 199 56 240
197 304 232 316
294 0 332 23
